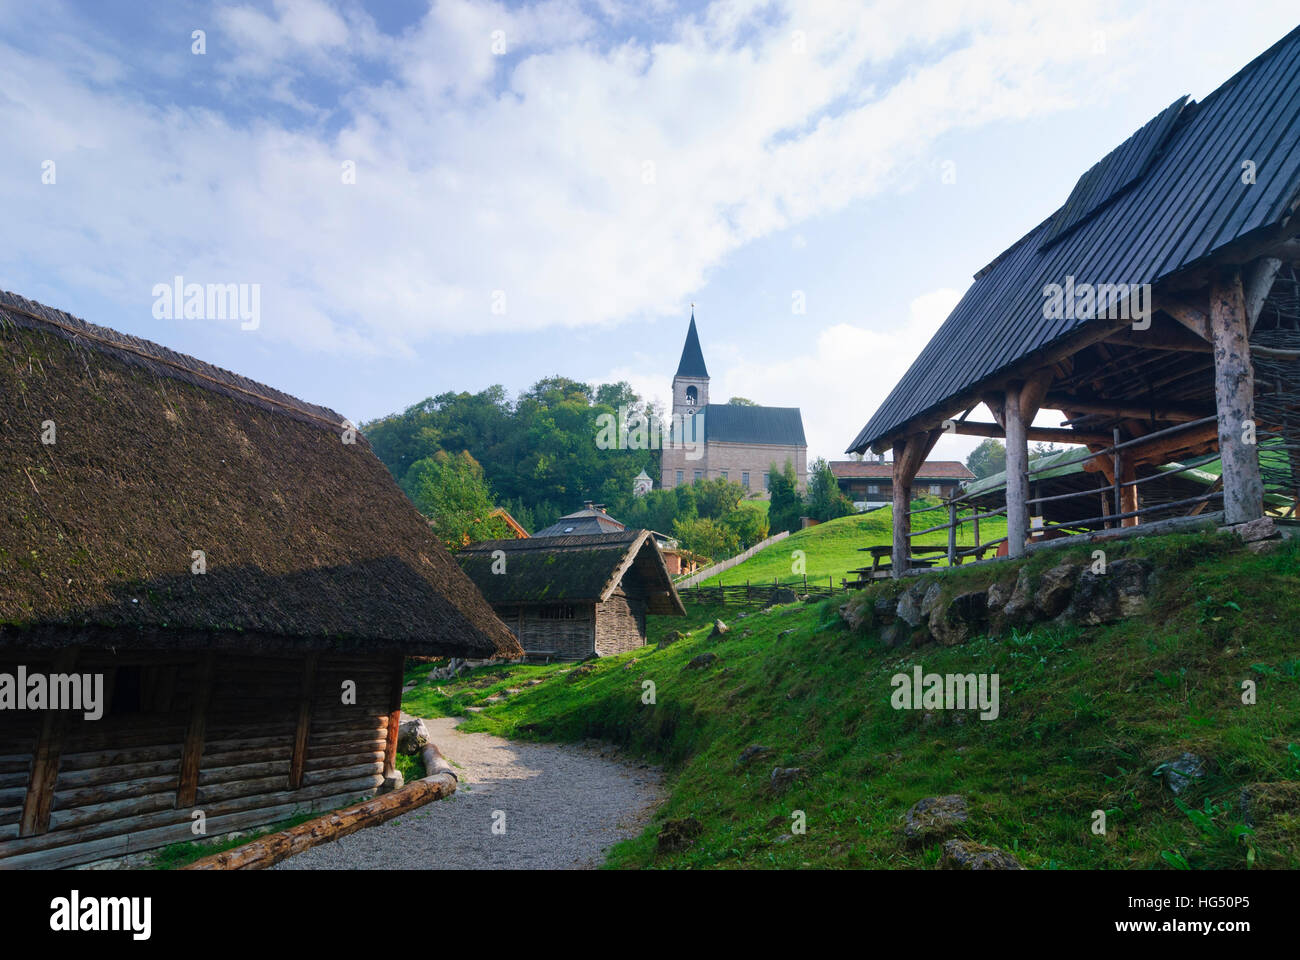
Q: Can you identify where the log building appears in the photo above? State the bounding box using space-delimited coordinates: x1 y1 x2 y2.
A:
847 26 1300 574
0 292 522 869
456 530 685 660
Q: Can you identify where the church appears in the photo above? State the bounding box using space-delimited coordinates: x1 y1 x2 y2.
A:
660 312 808 494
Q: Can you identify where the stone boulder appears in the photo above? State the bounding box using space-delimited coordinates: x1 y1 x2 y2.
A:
939 839 1023 870
770 767 805 793
1035 563 1079 618
396 717 432 755
838 595 873 632
902 794 968 844
896 584 928 629
1154 752 1209 795
879 620 911 649
764 587 799 607
686 653 718 670
737 744 772 767
1066 558 1153 625
659 629 687 647
1001 568 1035 626
929 590 989 646
709 619 729 638
657 816 703 853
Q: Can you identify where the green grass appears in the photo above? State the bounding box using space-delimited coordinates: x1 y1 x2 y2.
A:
402 530 1300 869
147 809 327 869
695 500 1008 589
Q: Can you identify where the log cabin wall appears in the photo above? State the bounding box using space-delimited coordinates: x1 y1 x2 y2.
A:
594 587 647 657
516 603 596 660
0 646 399 869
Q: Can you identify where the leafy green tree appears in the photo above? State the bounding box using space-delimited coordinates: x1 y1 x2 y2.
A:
721 506 770 548
966 439 1006 480
671 516 739 563
693 476 745 520
806 457 855 522
402 451 512 549
726 396 757 406
767 459 803 534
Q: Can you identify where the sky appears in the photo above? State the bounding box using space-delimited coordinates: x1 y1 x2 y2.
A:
2 0 1298 466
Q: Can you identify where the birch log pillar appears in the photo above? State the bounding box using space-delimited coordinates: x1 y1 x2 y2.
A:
891 447 913 577
1211 267 1264 525
1004 387 1029 557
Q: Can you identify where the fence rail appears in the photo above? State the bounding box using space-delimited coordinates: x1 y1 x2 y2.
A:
684 576 842 606
674 530 791 589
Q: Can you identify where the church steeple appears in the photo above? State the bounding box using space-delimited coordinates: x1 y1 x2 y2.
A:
675 308 709 379
671 307 709 416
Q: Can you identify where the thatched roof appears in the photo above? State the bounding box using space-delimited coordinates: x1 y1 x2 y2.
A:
0 292 522 658
456 529 685 616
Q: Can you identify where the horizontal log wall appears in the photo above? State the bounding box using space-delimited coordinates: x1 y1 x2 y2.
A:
0 648 396 869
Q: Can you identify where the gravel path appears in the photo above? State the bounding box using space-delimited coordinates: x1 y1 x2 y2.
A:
273 717 663 870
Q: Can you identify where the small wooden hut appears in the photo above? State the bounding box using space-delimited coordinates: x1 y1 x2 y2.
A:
846 26 1300 573
456 530 685 660
0 292 522 869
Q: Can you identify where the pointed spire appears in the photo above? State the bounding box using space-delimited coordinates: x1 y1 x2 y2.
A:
675 309 709 379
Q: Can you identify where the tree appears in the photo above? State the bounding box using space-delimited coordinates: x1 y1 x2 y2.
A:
1031 441 1061 459
767 459 803 534
402 451 512 549
966 439 1006 480
806 457 855 522
692 475 745 520
726 397 757 406
721 506 769 549
671 516 739 563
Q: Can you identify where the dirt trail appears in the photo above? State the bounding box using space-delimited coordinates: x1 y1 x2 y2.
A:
273 717 662 870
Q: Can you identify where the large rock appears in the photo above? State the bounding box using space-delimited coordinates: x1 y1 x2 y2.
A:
686 653 718 670
985 577 1016 614
1035 564 1079 618
659 629 687 647
919 582 944 622
839 595 873 632
397 717 432 755
1067 558 1153 625
879 620 911 649
709 619 729 638
1155 752 1209 795
1001 568 1035 625
896 584 928 628
874 595 899 624
902 794 968 844
939 839 1024 870
929 590 989 646
657 817 703 853
770 767 805 793
1112 558 1154 619
764 587 798 607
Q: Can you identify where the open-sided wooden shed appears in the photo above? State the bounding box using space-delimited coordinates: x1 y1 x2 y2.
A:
456 529 685 660
847 26 1300 573
0 292 522 869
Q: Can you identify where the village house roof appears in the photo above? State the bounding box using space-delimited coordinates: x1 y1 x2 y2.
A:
0 291 522 658
456 529 685 615
830 460 974 481
531 502 626 537
847 25 1300 454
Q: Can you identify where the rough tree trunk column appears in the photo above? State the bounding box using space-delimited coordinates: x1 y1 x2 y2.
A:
891 447 913 578
1211 267 1264 525
1004 386 1029 557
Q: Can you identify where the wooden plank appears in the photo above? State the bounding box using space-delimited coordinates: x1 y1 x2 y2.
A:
1210 267 1264 525
950 420 1110 445
288 653 320 790
176 651 215 809
19 649 77 836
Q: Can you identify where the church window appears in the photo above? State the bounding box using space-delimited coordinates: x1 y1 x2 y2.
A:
685 385 698 405
675 470 684 485
693 470 702 482
742 472 750 489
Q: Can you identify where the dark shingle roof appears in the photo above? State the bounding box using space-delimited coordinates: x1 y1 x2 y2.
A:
702 403 806 446
532 504 626 537
0 291 522 658
675 313 709 378
456 530 684 615
848 25 1300 453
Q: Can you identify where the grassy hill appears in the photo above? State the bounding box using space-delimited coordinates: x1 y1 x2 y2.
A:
402 529 1300 869
695 502 1008 589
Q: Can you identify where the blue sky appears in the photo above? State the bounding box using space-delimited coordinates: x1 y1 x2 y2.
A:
2 0 1297 464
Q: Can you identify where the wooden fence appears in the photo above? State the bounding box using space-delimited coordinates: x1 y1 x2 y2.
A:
684 575 841 606
674 529 791 589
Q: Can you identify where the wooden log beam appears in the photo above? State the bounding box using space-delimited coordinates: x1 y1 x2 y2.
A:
181 763 458 870
19 650 77 836
1044 395 1208 422
176 651 215 809
1004 386 1029 558
1161 298 1211 341
288 653 320 790
1210 267 1264 524
890 429 941 577
949 421 1110 445
1244 256 1283 334
1102 322 1213 353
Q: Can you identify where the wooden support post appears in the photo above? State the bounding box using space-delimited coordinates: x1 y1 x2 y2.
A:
288 652 320 790
383 653 404 780
20 649 78 836
1004 387 1029 558
972 513 981 557
1211 267 1265 525
176 651 216 809
947 501 957 566
890 428 942 576
1121 458 1139 527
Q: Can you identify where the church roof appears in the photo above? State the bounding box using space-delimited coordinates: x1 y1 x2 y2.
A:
674 313 709 378
701 403 806 446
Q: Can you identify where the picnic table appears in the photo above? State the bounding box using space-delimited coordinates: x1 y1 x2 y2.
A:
842 544 949 587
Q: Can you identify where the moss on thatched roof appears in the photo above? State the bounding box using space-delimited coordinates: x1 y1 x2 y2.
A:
0 292 521 658
457 529 684 616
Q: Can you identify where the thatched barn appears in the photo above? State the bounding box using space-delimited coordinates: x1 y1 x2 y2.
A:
0 292 522 869
456 530 685 660
846 26 1300 573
